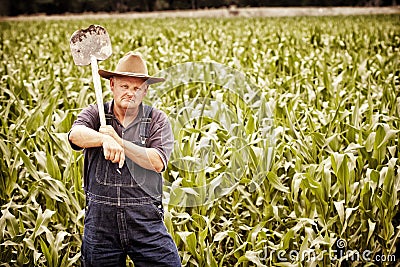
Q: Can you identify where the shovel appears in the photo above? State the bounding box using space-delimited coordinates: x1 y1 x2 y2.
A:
70 25 124 170
70 24 112 127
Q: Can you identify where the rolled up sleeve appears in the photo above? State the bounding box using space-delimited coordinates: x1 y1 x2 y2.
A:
147 111 174 172
68 104 100 150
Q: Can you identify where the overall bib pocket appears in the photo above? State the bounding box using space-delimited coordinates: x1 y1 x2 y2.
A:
94 149 143 187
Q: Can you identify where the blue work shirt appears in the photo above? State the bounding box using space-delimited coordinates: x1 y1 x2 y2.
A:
69 101 174 206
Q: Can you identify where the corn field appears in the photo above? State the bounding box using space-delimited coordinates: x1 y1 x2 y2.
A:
1 14 399 266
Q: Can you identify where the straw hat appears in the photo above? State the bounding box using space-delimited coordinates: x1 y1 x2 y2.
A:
98 52 165 84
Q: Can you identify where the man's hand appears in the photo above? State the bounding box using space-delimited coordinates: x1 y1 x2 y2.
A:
99 125 164 172
101 134 125 168
100 125 123 146
69 125 124 168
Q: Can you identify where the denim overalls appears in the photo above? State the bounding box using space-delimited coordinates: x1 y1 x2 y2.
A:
79 102 181 266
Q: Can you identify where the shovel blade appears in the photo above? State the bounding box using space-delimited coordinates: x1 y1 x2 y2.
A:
70 25 112 66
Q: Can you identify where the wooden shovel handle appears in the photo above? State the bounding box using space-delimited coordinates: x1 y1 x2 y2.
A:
90 56 124 168
90 56 106 127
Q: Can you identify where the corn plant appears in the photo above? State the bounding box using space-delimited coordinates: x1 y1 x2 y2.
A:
0 15 399 266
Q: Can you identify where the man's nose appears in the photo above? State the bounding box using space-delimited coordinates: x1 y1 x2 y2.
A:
126 88 136 96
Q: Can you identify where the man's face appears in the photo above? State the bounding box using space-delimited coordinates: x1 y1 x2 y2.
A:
110 76 148 111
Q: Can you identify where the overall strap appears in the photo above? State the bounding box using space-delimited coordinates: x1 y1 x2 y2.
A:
103 101 113 125
140 104 153 146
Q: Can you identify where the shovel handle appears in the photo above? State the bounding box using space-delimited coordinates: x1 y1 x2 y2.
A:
90 56 106 127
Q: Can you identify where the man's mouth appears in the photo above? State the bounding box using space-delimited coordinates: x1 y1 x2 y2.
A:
123 98 135 103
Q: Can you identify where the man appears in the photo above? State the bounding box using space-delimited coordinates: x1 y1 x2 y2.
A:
68 52 181 266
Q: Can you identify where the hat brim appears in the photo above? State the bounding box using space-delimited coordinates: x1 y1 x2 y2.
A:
98 70 165 84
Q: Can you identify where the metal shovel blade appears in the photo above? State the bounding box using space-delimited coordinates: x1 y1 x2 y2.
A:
70 24 112 66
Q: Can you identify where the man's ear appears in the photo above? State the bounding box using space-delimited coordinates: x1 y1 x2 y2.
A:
110 77 114 92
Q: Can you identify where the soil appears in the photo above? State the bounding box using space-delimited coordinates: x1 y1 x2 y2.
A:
1 6 399 21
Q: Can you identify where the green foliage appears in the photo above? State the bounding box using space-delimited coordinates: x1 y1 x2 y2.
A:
1 15 399 266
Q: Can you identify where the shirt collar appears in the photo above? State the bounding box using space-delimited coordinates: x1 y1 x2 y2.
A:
107 100 144 129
